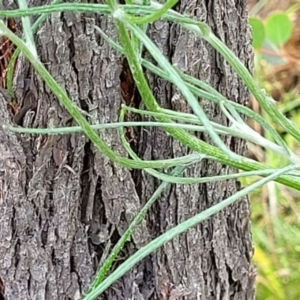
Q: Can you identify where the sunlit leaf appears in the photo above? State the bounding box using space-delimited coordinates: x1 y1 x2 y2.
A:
249 17 265 49
265 12 292 46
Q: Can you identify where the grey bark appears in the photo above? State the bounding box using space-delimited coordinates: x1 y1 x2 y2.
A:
0 0 256 299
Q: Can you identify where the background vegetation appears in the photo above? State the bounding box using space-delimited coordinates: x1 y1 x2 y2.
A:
1 0 300 299
248 1 300 299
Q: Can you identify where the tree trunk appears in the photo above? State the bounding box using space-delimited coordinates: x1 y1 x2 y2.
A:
0 1 256 299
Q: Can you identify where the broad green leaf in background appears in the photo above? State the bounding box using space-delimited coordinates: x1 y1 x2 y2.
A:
249 17 265 49
265 12 292 46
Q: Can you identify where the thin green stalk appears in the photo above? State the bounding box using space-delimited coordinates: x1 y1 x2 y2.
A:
207 33 300 142
2 3 239 158
87 165 185 291
94 25 289 154
5 120 300 181
95 18 300 189
1 1 299 143
0 3 110 17
122 20 237 159
112 7 235 160
0 21 199 170
134 2 300 143
6 0 62 96
127 0 178 24
83 164 297 300
118 107 300 183
3 121 225 135
1 6 300 190
147 2 300 142
17 0 37 58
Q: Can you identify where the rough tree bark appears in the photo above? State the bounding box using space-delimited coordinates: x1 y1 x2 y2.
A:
0 0 256 299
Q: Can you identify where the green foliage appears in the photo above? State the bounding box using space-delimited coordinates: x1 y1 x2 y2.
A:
248 4 300 300
0 1 300 299
250 12 293 49
249 17 265 49
250 199 300 300
265 13 292 46
249 11 293 64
